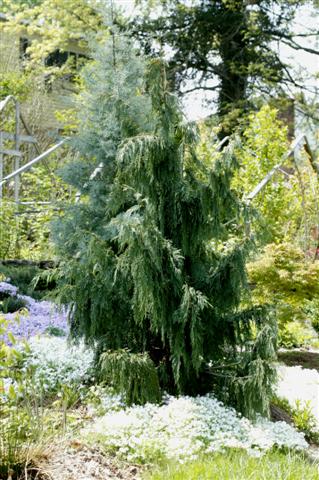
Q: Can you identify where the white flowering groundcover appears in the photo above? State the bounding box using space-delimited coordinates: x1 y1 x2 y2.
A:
23 336 94 392
85 395 307 464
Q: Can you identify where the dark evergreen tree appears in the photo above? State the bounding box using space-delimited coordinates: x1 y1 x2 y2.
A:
53 28 277 418
131 0 319 138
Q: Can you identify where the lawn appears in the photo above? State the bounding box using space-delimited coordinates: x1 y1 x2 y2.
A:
146 451 319 480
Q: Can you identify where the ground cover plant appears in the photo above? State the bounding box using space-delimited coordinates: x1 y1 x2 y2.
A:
85 394 307 465
0 282 67 343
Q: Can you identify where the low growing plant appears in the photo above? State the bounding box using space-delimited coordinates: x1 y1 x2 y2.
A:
272 395 319 444
0 317 53 478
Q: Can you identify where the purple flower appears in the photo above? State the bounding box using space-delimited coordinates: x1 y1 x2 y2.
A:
0 282 69 343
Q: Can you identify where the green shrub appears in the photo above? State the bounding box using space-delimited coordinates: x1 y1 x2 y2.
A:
99 349 161 406
279 322 313 348
0 264 55 300
0 296 27 314
312 317 319 335
44 325 66 337
292 400 319 443
248 243 319 347
304 299 319 335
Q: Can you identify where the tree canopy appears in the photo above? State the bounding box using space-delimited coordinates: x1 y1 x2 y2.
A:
132 0 319 136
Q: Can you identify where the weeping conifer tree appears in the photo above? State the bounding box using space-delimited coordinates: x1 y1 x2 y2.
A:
53 26 277 418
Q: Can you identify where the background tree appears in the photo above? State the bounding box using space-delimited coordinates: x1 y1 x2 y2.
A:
1 0 102 75
132 0 319 137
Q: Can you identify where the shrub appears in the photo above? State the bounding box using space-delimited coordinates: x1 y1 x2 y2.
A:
292 400 319 443
0 265 54 300
279 322 313 349
248 243 319 346
0 296 27 314
304 299 319 335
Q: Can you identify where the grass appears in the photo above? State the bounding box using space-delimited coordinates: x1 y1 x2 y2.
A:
145 450 319 480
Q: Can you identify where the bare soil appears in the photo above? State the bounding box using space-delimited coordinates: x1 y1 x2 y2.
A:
37 441 143 480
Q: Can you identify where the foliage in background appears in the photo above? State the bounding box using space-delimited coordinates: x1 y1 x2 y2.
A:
234 106 292 240
0 200 57 260
199 105 319 246
0 71 32 101
132 0 319 138
248 243 319 347
1 0 101 74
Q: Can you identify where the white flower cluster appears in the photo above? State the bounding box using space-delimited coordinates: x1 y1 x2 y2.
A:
85 395 308 463
23 336 94 392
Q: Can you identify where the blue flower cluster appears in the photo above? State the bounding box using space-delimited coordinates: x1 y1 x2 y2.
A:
0 281 68 342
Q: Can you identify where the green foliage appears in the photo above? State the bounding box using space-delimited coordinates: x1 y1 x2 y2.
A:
279 322 313 349
132 1 315 136
248 242 319 347
53 26 277 418
0 295 26 313
234 106 295 241
0 199 59 261
292 399 319 443
2 0 101 71
0 202 20 259
304 299 319 335
0 264 53 299
0 317 51 477
0 71 31 101
145 450 319 480
99 349 161 406
233 105 319 245
272 396 319 444
44 325 66 337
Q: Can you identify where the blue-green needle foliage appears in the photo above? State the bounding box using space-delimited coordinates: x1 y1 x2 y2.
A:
53 27 277 419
